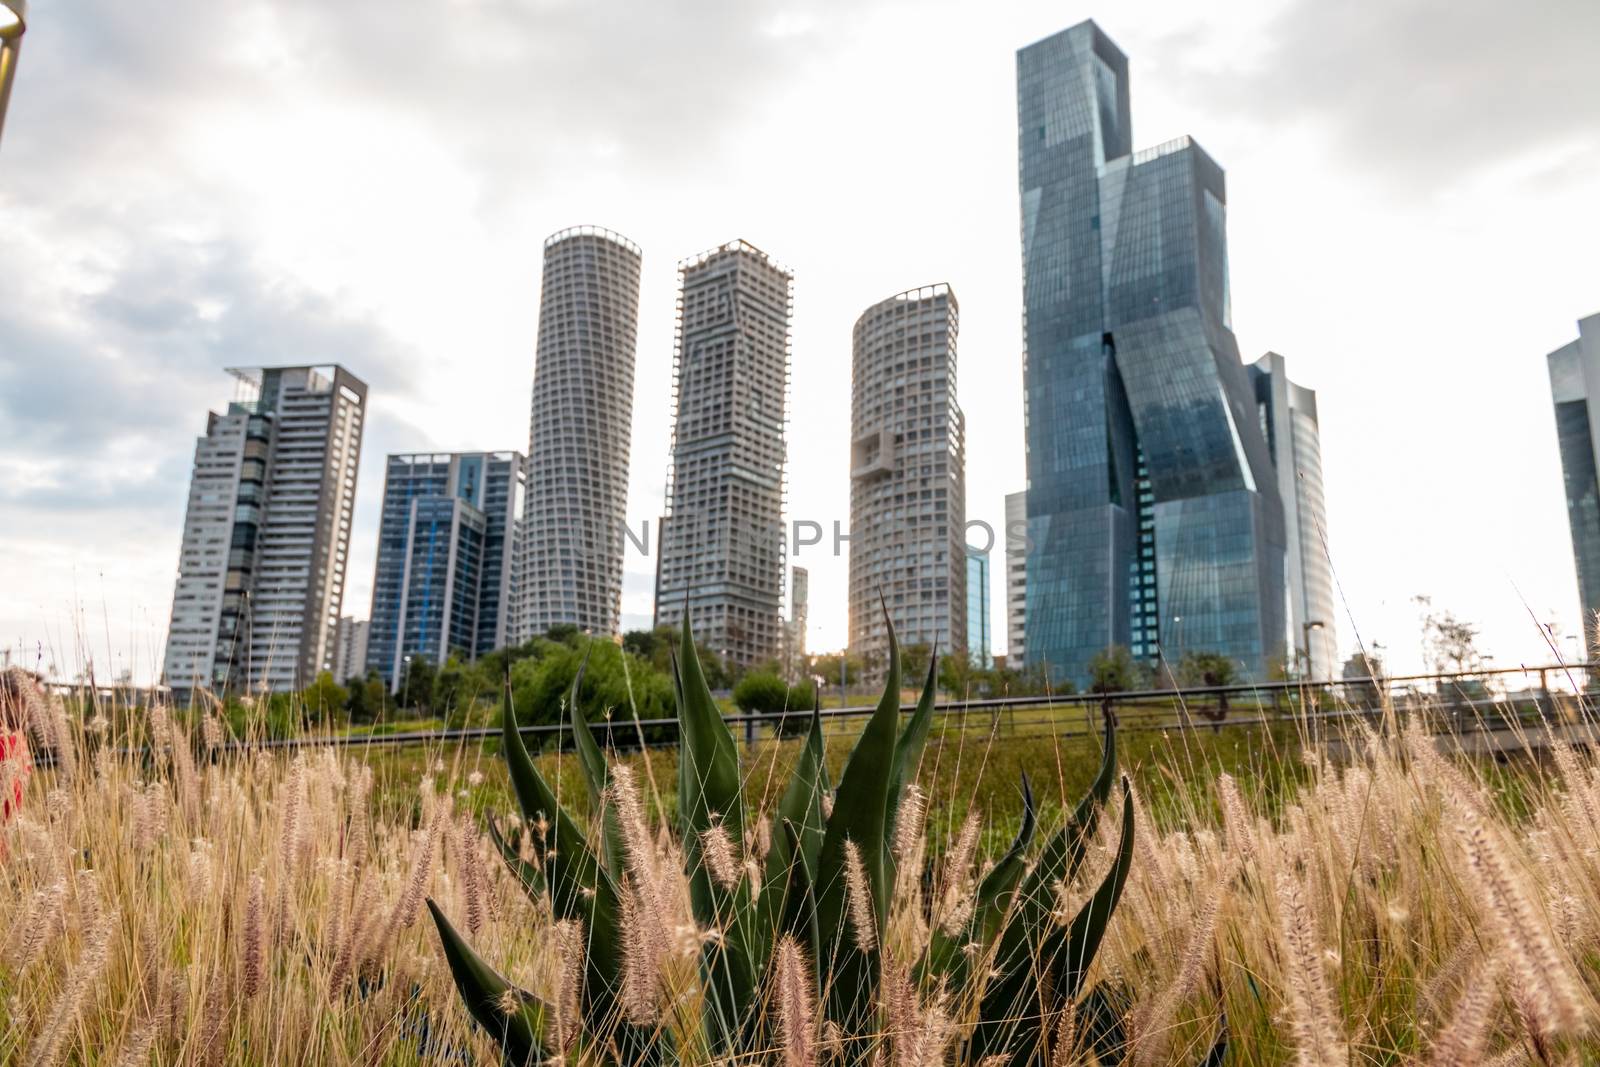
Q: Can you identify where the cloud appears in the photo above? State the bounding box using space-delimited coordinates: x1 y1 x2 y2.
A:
0 236 421 515
1150 0 1600 194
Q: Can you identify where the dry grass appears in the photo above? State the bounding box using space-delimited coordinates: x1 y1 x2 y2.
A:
4 686 1600 1064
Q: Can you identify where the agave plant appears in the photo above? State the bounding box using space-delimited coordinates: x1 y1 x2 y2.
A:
428 614 1220 1065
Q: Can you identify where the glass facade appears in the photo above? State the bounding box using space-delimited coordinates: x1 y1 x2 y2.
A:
1017 21 1287 684
368 451 526 689
1251 352 1337 679
1548 313 1600 653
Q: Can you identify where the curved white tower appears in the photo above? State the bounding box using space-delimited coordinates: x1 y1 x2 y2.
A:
520 227 642 639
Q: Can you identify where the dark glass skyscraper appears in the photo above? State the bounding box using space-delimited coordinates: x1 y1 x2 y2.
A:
367 451 525 690
1548 312 1600 652
1016 21 1287 683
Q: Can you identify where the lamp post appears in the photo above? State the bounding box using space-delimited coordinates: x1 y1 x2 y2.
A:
1300 619 1325 680
0 0 26 150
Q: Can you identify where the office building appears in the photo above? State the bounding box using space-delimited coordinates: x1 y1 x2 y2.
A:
1251 352 1336 679
164 365 366 694
654 240 791 670
520 227 642 640
368 451 525 690
1005 490 1027 666
1548 312 1600 651
966 547 992 668
848 285 967 672
1016 21 1287 683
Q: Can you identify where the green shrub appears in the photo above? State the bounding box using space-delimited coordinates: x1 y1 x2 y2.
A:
732 671 788 714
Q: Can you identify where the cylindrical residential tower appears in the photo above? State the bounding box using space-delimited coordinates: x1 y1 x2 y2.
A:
520 226 642 639
848 284 967 676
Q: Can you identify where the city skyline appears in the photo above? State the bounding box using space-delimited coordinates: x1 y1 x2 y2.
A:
3 1 1598 681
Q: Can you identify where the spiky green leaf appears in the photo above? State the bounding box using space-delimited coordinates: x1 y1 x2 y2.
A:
813 607 901 1055
759 697 828 949
917 772 1036 991
485 812 544 901
673 614 757 1053
427 898 550 1066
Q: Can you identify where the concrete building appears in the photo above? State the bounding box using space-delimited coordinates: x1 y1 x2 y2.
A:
782 565 809 681
332 617 370 682
966 547 992 668
1547 312 1600 651
520 227 642 640
1251 352 1336 679
848 285 967 674
1005 490 1027 666
368 452 525 690
1017 21 1287 683
164 365 367 695
654 240 791 670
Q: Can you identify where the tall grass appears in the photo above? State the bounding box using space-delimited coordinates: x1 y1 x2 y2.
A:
3 668 1600 1063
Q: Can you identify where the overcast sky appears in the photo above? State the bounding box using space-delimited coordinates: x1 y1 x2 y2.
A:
2 0 1598 684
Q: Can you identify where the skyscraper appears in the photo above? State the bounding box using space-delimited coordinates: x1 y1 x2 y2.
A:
1005 490 1027 666
1016 21 1286 683
164 365 366 695
654 240 791 670
966 547 992 669
1251 352 1336 679
1547 312 1600 651
520 227 642 640
367 451 525 690
848 285 966 673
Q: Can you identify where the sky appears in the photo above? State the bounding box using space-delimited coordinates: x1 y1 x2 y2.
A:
2 0 1598 685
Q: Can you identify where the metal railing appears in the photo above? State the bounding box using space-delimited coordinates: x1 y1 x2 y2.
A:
131 659 1592 757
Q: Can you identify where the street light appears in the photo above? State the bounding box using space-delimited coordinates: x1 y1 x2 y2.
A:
0 0 25 149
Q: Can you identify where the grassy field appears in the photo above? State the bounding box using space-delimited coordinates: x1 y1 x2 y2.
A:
3 673 1598 1065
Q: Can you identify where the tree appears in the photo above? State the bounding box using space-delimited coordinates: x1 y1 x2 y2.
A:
508 640 674 739
344 671 390 725
435 654 488 729
1178 651 1237 689
399 656 437 713
938 652 975 696
301 672 349 725
1087 646 1145 694
1415 596 1484 675
1178 651 1238 721
733 672 789 715
812 652 864 688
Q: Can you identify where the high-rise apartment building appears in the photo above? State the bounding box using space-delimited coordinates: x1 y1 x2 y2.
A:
654 240 791 670
1016 21 1287 683
520 227 642 640
782 565 810 680
164 365 366 695
1005 490 1027 666
332 617 370 682
966 547 992 669
1548 312 1600 651
1251 352 1336 679
367 451 525 690
848 285 966 672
